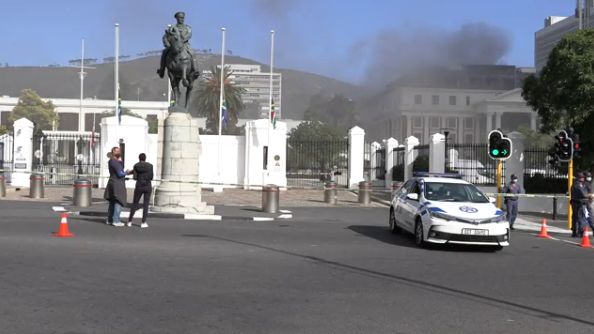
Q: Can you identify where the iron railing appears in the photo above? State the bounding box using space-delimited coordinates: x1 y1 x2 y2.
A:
286 139 349 188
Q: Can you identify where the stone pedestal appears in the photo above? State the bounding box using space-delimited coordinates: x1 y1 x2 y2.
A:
153 111 213 214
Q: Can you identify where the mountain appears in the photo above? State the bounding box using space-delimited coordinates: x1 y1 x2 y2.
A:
0 54 361 120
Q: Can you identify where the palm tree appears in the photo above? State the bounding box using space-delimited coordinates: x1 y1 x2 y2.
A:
195 66 245 134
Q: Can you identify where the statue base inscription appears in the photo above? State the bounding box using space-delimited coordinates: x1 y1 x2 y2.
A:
152 111 214 215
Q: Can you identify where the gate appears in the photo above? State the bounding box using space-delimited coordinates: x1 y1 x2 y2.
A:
364 142 385 186
0 132 14 183
446 143 504 186
523 149 567 193
286 139 349 188
392 147 405 182
412 144 429 173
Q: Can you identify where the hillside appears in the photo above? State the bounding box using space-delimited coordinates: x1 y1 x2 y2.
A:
0 54 361 120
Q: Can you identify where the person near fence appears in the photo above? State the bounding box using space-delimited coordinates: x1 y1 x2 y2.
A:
570 172 589 237
127 153 153 228
104 147 129 227
582 171 594 233
503 174 522 230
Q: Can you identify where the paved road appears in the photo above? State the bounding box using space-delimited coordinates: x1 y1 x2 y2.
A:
1 200 593 333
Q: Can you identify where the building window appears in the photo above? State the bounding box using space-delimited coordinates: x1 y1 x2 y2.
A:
466 96 471 106
464 117 474 130
412 116 423 128
449 96 456 105
414 94 422 105
432 95 439 105
429 117 440 129
464 134 474 144
446 117 457 130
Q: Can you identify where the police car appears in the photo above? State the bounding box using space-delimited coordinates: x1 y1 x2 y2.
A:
389 173 510 249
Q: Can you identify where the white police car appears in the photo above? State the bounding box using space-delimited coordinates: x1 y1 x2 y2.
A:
389 173 510 249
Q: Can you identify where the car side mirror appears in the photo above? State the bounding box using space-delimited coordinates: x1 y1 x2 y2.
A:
406 193 419 201
489 196 496 203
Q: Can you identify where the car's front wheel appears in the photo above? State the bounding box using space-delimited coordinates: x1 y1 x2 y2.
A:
415 220 426 247
389 208 400 234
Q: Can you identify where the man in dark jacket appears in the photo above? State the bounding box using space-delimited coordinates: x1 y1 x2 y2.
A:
127 153 154 228
503 174 522 230
104 146 128 227
571 172 589 237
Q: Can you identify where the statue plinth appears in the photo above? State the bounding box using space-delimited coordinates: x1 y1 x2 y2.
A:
153 111 214 214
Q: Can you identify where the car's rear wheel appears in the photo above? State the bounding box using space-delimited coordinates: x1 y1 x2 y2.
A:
414 219 425 247
389 208 400 234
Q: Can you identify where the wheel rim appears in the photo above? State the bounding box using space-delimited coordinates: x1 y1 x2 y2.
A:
415 223 423 244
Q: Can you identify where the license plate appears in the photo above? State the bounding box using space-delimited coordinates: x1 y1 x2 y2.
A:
462 229 488 236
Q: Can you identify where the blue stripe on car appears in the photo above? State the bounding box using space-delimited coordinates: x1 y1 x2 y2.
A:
495 210 504 216
429 207 446 213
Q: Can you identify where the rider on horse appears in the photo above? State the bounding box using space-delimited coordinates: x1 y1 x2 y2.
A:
157 11 196 78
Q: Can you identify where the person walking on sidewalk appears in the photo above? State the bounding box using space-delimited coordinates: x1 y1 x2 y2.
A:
104 147 129 227
503 174 522 230
127 153 153 228
571 172 589 237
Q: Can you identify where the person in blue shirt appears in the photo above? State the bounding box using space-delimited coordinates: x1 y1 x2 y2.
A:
103 147 129 227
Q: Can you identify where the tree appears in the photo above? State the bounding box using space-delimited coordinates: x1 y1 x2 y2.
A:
517 126 554 150
287 121 347 172
522 29 594 168
9 89 58 131
194 66 245 135
303 94 357 131
0 125 7 135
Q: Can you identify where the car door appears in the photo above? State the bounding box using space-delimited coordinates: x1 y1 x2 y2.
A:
393 180 412 222
402 181 421 231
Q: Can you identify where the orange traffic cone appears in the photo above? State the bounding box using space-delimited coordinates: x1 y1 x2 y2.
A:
580 227 592 248
537 218 552 239
52 213 74 238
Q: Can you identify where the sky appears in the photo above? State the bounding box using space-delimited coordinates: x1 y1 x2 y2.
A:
0 0 577 85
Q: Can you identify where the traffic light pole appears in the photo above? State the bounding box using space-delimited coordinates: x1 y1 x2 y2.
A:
496 159 503 209
568 158 574 230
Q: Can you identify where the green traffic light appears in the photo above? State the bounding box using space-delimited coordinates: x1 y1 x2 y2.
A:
491 149 499 156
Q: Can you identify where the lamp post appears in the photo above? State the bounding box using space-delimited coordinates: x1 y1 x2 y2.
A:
444 130 450 172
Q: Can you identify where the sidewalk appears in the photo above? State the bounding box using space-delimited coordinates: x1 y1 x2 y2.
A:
0 186 384 208
515 214 571 235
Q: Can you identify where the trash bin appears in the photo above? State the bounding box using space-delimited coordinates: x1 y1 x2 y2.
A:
324 181 337 205
73 178 92 207
262 184 279 213
358 181 371 205
0 173 5 197
29 172 45 199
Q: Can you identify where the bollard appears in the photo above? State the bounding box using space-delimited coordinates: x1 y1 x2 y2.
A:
0 173 5 197
73 178 92 207
262 184 279 213
552 197 557 221
324 181 337 205
358 181 371 205
29 172 45 199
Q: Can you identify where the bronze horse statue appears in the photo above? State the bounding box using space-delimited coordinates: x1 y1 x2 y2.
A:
164 27 199 108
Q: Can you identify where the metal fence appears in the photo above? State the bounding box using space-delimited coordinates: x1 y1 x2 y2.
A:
32 132 101 185
0 132 14 183
392 147 405 182
523 149 567 193
364 142 385 185
412 144 429 173
446 143 504 186
286 139 349 188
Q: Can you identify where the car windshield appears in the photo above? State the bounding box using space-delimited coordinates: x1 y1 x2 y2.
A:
424 182 489 203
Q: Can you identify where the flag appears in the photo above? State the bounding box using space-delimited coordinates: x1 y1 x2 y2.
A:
221 100 228 129
270 98 277 129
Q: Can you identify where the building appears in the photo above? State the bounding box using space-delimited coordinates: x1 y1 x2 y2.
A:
366 65 537 144
202 64 282 119
535 0 594 73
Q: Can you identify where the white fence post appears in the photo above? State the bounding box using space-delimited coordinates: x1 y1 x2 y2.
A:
369 141 381 183
11 118 34 187
404 136 420 180
429 133 445 173
348 126 365 188
384 138 398 189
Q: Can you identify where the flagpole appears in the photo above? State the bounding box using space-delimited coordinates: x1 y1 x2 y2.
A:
115 23 120 120
216 27 226 191
79 38 85 133
267 30 275 181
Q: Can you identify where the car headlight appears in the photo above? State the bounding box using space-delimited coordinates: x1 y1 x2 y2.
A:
429 211 455 221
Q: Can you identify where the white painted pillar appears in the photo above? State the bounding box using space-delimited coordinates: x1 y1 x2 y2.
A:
495 112 502 130
384 137 398 189
530 113 537 131
404 136 420 181
486 112 493 133
11 118 34 187
429 133 445 173
369 141 381 181
348 126 365 188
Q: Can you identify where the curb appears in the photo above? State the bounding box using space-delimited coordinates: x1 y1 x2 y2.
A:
64 208 294 222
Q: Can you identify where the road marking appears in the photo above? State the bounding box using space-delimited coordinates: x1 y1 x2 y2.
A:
52 206 67 212
184 214 222 221
277 214 293 219
253 217 274 221
279 209 292 214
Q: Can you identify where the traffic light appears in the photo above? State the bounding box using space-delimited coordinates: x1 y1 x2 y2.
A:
487 130 512 160
572 133 581 159
554 130 573 162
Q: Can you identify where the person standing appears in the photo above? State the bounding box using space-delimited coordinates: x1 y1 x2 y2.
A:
503 174 522 230
104 147 128 227
127 153 154 228
570 172 589 237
